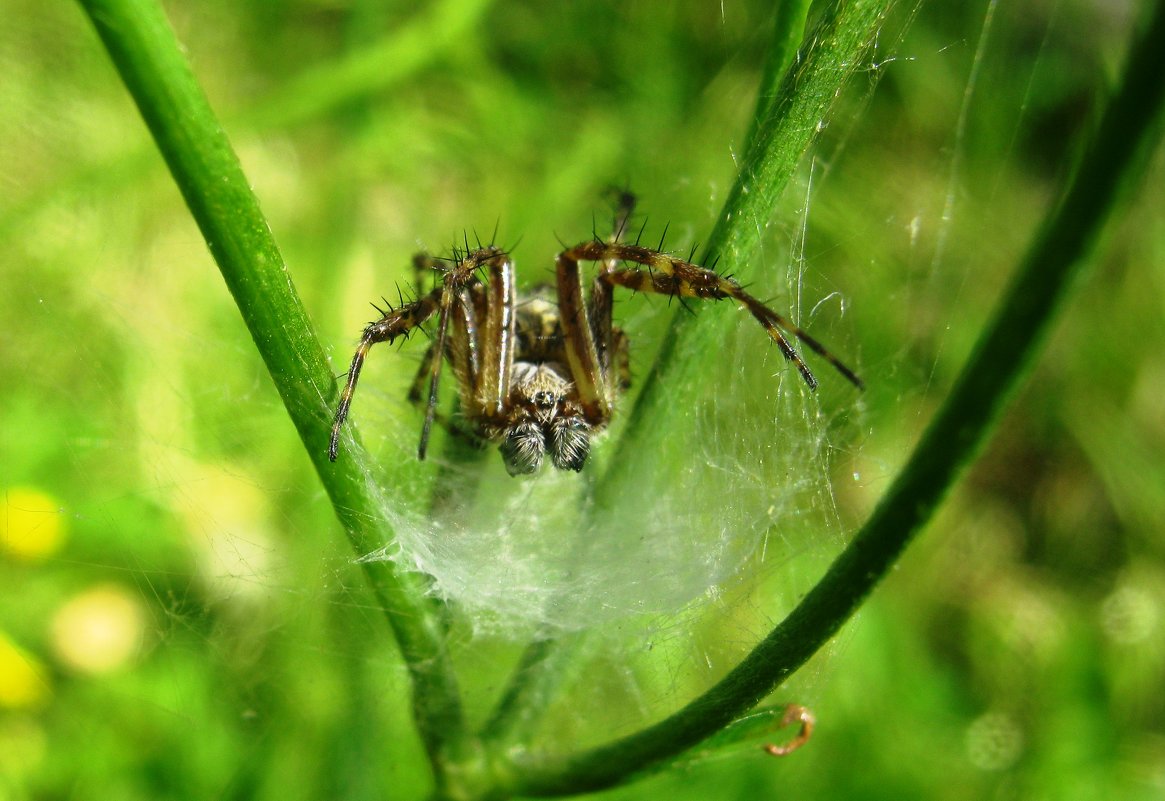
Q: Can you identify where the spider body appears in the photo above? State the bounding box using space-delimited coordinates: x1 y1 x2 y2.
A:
472 289 599 474
328 203 863 475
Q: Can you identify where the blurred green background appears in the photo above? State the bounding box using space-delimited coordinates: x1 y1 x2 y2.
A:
3 0 1164 799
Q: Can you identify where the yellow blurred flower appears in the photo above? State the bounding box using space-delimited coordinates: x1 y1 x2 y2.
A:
50 585 145 675
1 486 66 561
0 632 50 709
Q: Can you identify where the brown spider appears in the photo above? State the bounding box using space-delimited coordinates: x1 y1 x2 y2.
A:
328 200 863 475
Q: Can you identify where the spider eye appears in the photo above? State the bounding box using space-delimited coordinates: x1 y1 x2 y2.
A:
549 418 590 472
499 422 545 476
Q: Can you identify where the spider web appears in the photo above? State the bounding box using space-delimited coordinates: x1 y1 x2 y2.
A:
0 0 1087 790
352 259 857 638
344 36 887 647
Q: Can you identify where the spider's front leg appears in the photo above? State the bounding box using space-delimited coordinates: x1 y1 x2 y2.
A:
557 241 864 394
415 245 515 460
328 245 511 463
547 194 639 423
328 290 443 461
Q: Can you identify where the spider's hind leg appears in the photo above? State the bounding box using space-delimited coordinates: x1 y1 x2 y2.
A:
611 326 631 391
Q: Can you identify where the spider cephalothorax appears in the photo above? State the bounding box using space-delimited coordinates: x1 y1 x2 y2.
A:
491 361 592 475
328 197 863 474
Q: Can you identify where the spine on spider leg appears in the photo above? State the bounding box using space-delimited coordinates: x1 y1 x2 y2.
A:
413 244 511 460
329 293 442 460
569 238 864 392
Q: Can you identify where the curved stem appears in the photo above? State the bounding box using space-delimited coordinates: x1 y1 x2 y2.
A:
74 0 473 781
509 2 1165 793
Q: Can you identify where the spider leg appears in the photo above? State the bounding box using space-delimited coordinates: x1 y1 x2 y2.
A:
577 189 643 398
604 264 820 387
555 251 613 422
475 252 517 417
328 289 443 461
407 338 485 451
417 246 509 460
611 326 631 391
589 193 635 381
562 241 864 391
407 343 439 406
442 285 482 406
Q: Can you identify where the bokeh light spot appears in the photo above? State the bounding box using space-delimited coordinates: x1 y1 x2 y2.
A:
1 486 66 562
50 584 145 675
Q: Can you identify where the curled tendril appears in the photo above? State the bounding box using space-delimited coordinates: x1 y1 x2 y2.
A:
762 704 816 757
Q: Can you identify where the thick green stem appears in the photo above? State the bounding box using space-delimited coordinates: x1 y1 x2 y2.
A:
597 0 896 500
510 2 1165 794
741 0 814 157
75 0 475 784
480 634 591 753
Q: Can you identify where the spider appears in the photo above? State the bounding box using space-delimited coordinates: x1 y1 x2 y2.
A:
328 198 863 475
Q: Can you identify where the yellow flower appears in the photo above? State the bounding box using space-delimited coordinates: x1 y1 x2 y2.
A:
1 486 66 561
0 632 50 709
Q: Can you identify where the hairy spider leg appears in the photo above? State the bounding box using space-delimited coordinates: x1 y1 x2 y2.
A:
558 241 864 397
555 251 614 423
551 195 642 423
408 253 456 402
416 246 510 460
408 287 483 410
329 247 509 462
602 255 864 389
328 290 443 461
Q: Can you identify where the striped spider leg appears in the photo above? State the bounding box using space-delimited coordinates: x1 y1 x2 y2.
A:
554 239 864 426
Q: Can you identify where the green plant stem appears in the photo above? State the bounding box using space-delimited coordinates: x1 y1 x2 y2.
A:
74 0 477 787
480 633 591 752
509 2 1165 794
477 0 849 760
597 0 896 500
741 0 814 157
